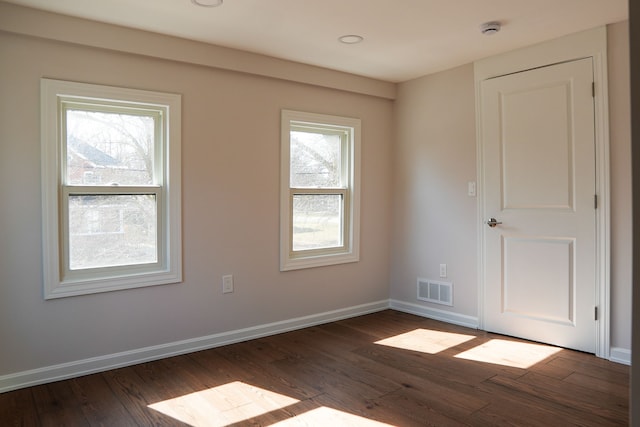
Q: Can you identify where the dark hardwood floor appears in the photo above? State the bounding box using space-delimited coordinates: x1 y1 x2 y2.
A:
0 310 630 426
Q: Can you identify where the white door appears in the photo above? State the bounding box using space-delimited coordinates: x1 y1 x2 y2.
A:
481 58 596 353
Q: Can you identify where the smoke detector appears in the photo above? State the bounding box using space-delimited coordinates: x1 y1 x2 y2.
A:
480 22 501 35
339 35 364 44
191 0 223 7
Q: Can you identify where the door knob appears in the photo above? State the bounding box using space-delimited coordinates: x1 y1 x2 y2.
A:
486 218 502 228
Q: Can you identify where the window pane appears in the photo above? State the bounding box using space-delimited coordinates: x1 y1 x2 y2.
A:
66 110 155 185
292 194 342 251
290 131 342 188
68 195 157 270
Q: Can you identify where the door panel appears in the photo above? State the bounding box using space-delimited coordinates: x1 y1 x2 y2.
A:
501 82 573 210
502 236 574 325
481 58 596 353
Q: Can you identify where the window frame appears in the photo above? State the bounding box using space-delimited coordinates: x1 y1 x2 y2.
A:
41 78 182 299
280 110 361 271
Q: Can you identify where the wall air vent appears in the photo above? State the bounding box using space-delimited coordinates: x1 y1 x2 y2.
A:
417 278 453 306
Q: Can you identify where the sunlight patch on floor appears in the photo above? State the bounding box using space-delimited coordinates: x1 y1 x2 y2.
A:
454 338 562 369
272 407 394 426
375 328 476 354
148 381 299 426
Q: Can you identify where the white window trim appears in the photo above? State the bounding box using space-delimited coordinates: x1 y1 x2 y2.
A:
280 110 361 271
41 78 182 299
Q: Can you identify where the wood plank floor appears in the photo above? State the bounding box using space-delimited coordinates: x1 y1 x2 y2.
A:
0 310 630 426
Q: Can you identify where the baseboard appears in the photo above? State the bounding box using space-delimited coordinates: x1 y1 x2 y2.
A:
609 347 631 365
0 300 389 393
389 299 479 329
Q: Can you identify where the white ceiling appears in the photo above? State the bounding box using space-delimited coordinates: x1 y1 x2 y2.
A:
4 0 628 82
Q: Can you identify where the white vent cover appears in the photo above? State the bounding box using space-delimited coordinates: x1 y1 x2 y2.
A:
417 278 453 306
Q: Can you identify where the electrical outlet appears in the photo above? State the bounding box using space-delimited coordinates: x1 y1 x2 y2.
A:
222 275 234 294
439 264 447 278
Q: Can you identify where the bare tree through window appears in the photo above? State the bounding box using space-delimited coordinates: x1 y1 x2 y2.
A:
65 110 159 270
290 130 344 250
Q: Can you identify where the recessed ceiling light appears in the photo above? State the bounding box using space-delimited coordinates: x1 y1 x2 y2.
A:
191 0 223 7
338 35 364 44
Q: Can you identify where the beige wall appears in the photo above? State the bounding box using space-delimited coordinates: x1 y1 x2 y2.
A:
390 64 478 317
0 30 393 376
391 22 632 353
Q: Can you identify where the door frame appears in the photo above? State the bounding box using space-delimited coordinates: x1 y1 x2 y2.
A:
474 26 611 358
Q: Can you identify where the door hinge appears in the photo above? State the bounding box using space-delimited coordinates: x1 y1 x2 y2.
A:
595 306 598 321
592 82 595 97
594 194 598 209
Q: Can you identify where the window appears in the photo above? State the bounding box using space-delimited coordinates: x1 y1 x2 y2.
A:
41 79 181 299
280 110 360 270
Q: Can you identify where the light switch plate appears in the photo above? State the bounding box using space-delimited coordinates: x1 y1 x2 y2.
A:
468 181 476 197
222 275 234 293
